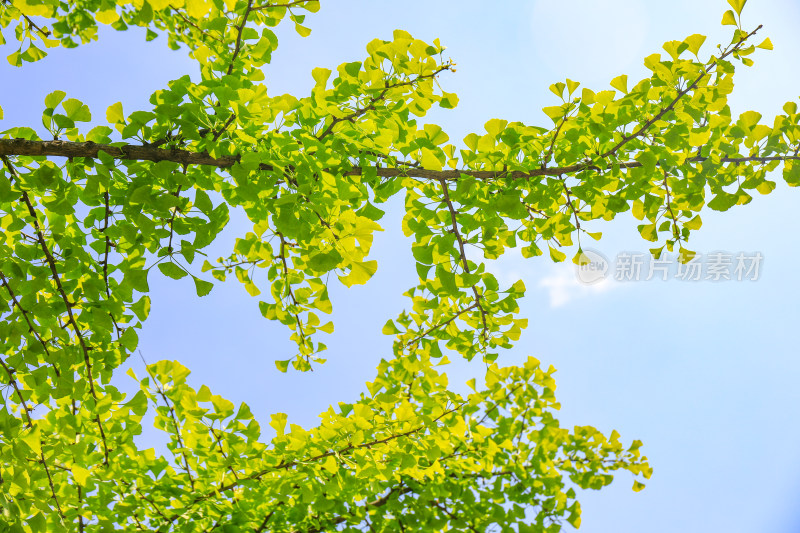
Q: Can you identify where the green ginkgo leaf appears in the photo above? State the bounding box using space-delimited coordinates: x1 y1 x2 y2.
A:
339 260 378 287
158 262 188 280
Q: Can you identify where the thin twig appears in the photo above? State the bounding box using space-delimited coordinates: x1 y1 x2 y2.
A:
166 183 184 253
599 25 763 160
405 303 479 347
277 231 312 367
1 155 110 464
662 171 682 246
252 0 309 11
0 358 34 427
1 0 51 38
542 104 573 168
0 271 54 366
227 0 255 75
437 178 489 342
170 401 465 521
100 191 122 337
211 113 237 142
151 378 196 490
170 4 225 43
316 64 453 141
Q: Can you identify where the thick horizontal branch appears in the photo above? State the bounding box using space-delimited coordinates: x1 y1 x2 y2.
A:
1 138 797 182
0 138 240 168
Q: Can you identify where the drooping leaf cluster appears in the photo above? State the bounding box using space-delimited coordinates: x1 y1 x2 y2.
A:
0 0 796 530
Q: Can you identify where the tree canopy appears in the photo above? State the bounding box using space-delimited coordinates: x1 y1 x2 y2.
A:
0 0 798 531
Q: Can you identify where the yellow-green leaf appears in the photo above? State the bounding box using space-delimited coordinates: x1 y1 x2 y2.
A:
72 465 90 486
186 0 211 18
756 37 773 50
549 246 566 262
96 8 119 24
756 180 776 195
721 9 737 26
106 102 124 124
727 0 746 15
678 247 696 263
684 215 702 230
610 74 628 94
339 260 378 287
21 425 41 455
270 412 288 436
542 105 565 121
311 67 331 86
684 34 707 56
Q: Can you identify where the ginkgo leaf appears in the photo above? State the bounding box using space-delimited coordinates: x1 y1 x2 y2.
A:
338 260 378 287
193 277 214 297
186 0 211 18
757 37 773 50
610 74 628 94
727 0 747 15
72 465 91 486
270 412 288 436
158 262 188 280
96 9 119 24
684 34 706 55
21 426 41 455
721 9 737 26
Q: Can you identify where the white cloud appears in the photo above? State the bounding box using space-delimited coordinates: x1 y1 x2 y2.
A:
538 263 615 307
475 246 618 309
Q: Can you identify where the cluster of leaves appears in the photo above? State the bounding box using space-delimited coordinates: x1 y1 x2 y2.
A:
0 0 797 530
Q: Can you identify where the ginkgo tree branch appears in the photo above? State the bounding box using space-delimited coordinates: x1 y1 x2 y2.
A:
1 270 82 421
662 172 683 246
1 0 51 38
142 361 196 491
290 484 414 533
227 0 255 76
2 138 796 181
170 5 225 44
169 401 466 522
0 270 55 363
0 357 34 428
252 0 312 11
438 177 490 343
316 63 453 140
599 24 763 160
405 302 479 347
543 103 574 167
0 138 238 167
287 385 533 533
1 155 111 466
276 230 313 365
177 383 528 527
41 453 66 523
117 478 175 526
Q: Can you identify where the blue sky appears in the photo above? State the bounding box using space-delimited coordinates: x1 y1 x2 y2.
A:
2 1 800 532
